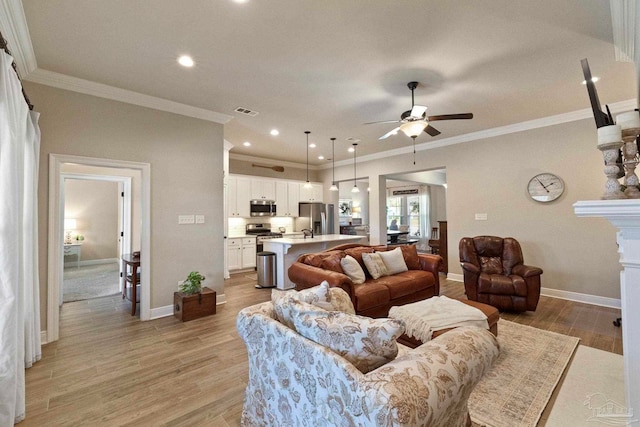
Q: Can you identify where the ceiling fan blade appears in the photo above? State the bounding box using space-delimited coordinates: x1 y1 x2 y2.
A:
364 119 401 125
379 126 401 140
427 113 473 121
410 105 427 118
424 125 441 137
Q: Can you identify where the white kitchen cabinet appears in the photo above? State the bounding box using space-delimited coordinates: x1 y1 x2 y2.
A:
299 182 323 202
228 176 251 217
251 179 276 200
276 181 300 217
241 237 257 269
227 237 257 271
226 238 242 271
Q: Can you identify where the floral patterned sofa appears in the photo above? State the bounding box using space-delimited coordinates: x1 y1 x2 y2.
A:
237 284 500 427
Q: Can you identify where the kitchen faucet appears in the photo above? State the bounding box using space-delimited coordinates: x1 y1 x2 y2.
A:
301 228 314 238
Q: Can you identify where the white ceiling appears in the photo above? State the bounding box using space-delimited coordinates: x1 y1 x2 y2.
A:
19 0 637 165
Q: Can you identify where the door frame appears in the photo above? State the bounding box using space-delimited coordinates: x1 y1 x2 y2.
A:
47 153 151 343
60 172 132 303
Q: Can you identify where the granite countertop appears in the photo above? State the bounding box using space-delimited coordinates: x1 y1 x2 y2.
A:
263 234 363 245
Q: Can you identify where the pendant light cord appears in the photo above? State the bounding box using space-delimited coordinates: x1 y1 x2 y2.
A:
412 136 416 165
353 143 357 186
305 131 311 182
331 137 336 184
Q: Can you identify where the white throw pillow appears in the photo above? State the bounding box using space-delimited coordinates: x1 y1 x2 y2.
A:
290 299 405 373
328 287 356 314
297 280 334 311
362 252 388 280
272 282 346 327
378 247 408 275
340 255 366 284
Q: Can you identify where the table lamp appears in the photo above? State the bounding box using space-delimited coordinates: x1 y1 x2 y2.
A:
64 218 77 244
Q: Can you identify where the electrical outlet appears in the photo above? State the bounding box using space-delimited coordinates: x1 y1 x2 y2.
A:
178 215 195 225
475 213 488 221
195 215 205 224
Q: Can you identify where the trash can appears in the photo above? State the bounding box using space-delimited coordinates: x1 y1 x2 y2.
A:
256 251 276 289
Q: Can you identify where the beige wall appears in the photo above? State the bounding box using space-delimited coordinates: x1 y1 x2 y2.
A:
430 185 447 228
322 118 621 300
27 82 225 329
64 179 118 260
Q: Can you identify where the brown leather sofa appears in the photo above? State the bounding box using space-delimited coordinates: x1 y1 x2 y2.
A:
459 236 542 312
287 243 442 318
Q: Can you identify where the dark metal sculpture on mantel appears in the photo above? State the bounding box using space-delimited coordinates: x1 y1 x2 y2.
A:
581 58 629 178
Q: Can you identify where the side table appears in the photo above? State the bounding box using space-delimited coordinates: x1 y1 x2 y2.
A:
122 253 141 316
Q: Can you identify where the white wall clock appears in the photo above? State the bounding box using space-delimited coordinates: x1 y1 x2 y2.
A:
527 173 565 203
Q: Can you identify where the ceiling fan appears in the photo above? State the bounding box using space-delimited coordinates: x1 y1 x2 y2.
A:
366 81 473 140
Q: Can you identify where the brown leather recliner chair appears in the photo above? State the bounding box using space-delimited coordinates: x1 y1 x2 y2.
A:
459 236 542 312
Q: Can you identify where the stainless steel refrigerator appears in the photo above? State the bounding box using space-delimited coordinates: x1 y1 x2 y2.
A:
297 203 335 235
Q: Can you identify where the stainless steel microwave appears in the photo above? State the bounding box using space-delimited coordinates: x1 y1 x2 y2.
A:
250 199 276 217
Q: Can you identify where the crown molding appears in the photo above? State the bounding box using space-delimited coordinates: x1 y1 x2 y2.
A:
330 98 638 168
0 0 37 76
24 68 234 124
229 152 318 170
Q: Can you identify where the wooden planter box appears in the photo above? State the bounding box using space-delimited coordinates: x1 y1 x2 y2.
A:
173 287 216 322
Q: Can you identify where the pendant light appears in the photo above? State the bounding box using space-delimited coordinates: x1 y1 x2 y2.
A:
329 137 338 191
351 143 360 193
303 131 312 189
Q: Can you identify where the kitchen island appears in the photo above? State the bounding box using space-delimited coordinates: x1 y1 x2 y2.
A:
263 234 364 290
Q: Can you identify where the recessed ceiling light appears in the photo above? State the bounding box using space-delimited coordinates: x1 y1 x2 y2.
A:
348 147 355 153
232 0 249 3
318 155 325 160
270 129 279 136
309 143 316 148
243 141 251 147
581 77 599 84
177 55 194 67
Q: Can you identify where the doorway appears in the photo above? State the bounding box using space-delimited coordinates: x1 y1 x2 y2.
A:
61 174 131 304
47 154 151 343
385 169 447 252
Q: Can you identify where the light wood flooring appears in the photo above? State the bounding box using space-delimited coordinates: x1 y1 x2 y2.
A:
23 274 622 426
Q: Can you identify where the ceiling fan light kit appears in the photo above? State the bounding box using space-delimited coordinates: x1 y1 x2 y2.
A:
400 120 429 138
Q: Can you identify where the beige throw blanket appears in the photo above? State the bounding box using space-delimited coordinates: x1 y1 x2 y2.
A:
389 296 489 342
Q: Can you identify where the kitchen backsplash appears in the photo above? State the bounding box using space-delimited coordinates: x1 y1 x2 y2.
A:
228 217 295 236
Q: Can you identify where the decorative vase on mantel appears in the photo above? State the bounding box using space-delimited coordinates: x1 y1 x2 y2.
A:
597 124 626 200
617 110 640 199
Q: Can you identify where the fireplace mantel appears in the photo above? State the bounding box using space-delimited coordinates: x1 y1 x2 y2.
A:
574 199 640 415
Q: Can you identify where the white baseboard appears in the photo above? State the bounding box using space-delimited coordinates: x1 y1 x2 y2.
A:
149 305 174 319
540 287 621 309
40 330 47 345
443 273 620 309
149 293 227 320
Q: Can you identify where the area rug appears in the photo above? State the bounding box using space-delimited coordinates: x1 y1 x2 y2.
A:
468 320 580 427
543 345 627 426
63 262 120 302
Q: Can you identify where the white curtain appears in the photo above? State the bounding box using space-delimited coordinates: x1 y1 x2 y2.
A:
418 185 430 252
0 50 42 425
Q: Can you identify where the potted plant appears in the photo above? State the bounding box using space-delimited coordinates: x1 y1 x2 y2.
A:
179 271 205 295
174 271 216 321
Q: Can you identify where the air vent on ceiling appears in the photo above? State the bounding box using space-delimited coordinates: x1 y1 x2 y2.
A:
346 137 361 143
234 107 259 117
